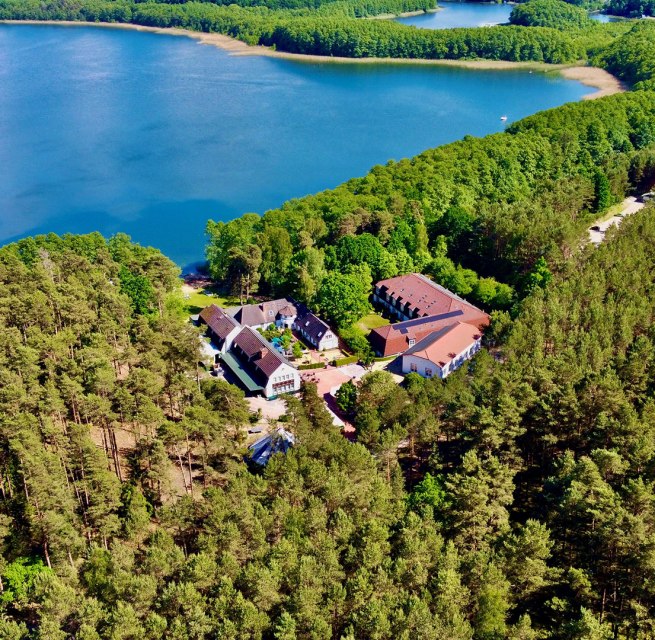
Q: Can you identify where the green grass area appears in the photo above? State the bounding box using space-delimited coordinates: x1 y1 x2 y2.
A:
182 288 240 316
357 313 390 333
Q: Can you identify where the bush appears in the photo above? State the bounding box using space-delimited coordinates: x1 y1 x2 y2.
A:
298 362 327 370
333 355 359 367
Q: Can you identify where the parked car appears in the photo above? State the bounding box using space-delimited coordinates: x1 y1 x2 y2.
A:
637 192 654 203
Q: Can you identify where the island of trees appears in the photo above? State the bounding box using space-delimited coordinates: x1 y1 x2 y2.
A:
2 0 655 638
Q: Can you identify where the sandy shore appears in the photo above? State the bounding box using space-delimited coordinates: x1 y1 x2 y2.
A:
559 65 627 99
2 19 625 99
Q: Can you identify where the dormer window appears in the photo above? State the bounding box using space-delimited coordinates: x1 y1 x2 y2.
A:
408 338 415 347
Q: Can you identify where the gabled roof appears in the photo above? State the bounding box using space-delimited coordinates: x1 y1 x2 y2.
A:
232 299 296 327
199 305 240 340
295 307 332 344
376 273 484 318
370 276 490 356
370 310 489 357
249 428 295 465
232 327 289 379
404 322 482 367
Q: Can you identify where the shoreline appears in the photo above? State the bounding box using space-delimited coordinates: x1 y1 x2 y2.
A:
1 19 626 99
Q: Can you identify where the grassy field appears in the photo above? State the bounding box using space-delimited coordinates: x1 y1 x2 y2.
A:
357 312 390 333
182 287 241 315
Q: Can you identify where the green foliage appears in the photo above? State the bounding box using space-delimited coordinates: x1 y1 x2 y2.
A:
297 361 327 369
333 355 360 366
0 0 587 63
118 265 157 316
600 21 655 89
510 0 595 30
523 256 553 293
316 269 372 328
606 0 655 16
340 324 376 363
407 472 446 515
1 559 52 606
4 5 655 638
335 379 358 416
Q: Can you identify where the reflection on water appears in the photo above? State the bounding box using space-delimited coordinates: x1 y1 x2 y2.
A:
0 23 589 266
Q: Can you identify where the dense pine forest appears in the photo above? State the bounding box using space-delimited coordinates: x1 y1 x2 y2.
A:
4 200 655 638
5 0 655 638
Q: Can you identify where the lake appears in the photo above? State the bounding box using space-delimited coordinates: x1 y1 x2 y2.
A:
396 3 620 29
0 23 589 268
397 2 513 29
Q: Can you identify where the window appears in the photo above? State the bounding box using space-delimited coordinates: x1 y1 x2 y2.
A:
410 362 417 372
425 368 433 377
408 338 415 347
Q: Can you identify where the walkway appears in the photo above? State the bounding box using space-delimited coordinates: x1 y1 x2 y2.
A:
588 196 645 246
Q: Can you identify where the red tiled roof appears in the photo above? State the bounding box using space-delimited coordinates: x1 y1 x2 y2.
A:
199 305 239 340
403 322 482 367
233 327 286 379
370 309 489 357
376 273 483 318
371 275 489 356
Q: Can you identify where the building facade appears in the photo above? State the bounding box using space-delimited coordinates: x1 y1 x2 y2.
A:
370 273 490 357
400 322 483 379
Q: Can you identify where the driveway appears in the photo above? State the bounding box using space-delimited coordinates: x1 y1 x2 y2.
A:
588 196 645 246
246 396 287 421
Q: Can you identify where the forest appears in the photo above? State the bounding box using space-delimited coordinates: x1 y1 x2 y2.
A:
205 90 655 354
0 0 636 61
4 206 655 638
4 1 655 638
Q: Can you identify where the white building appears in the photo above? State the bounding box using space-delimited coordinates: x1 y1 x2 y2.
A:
401 322 483 379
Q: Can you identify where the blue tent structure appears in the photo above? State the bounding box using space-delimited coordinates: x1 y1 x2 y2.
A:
248 428 295 466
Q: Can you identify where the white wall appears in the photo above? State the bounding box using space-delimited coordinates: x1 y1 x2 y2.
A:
401 338 481 379
317 332 339 350
264 363 301 399
221 326 241 353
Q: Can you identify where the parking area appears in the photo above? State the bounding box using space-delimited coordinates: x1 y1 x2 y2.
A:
300 363 367 397
246 396 287 421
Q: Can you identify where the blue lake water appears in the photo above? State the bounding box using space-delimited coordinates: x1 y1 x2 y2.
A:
397 3 513 29
396 3 620 29
0 24 589 267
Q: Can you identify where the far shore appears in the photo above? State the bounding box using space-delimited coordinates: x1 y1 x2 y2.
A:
2 19 626 99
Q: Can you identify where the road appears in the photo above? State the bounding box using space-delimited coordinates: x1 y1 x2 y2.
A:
588 196 645 246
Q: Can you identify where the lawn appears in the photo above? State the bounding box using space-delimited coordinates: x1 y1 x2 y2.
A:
182 287 241 316
356 313 390 333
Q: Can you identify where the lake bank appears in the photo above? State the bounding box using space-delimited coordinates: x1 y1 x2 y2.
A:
1 19 624 99
0 22 601 266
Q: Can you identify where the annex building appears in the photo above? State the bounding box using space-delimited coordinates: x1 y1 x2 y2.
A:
369 273 490 379
229 298 338 351
199 304 301 399
198 297 337 399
